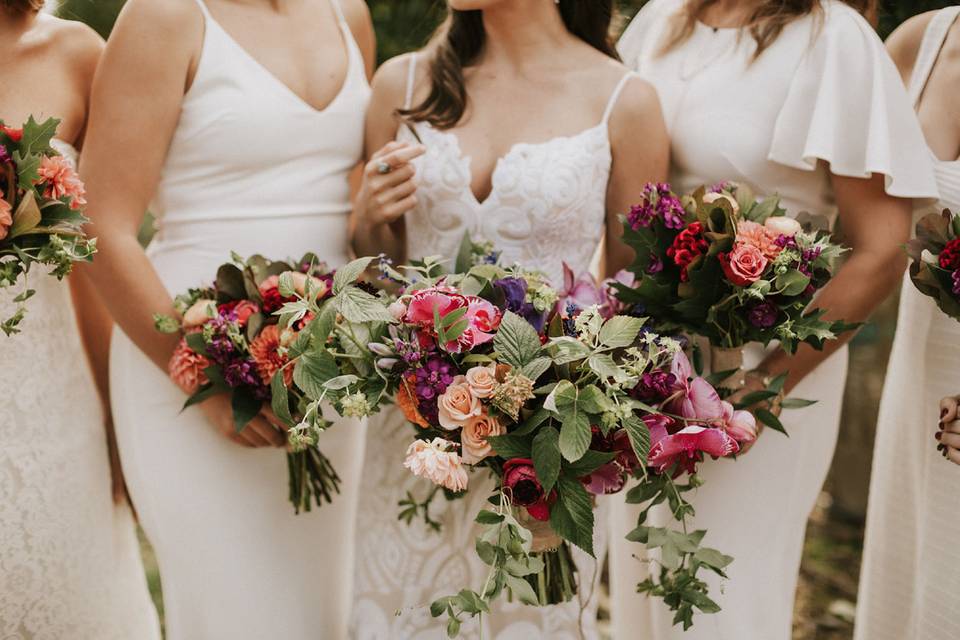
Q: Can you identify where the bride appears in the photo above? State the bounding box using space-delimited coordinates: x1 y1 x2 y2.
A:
350 0 669 636
79 0 374 637
0 2 159 638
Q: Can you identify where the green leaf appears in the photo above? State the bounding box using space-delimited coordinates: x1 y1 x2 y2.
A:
587 353 629 383
231 387 262 433
548 477 595 556
153 313 180 334
682 590 722 614
780 397 817 409
270 372 295 428
520 357 552 382
623 415 651 464
20 115 59 155
505 574 540 606
455 232 475 274
598 315 645 348
549 336 593 364
775 269 811 297
323 374 359 390
694 547 734 572
8 190 41 238
577 385 609 414
333 256 375 295
563 450 618 477
757 409 788 435
184 331 208 356
12 150 40 193
511 408 552 437
278 272 296 297
293 350 340 400
475 510 504 525
488 434 532 459
215 263 247 301
532 426 561 494
560 408 591 463
493 311 543 368
337 286 394 323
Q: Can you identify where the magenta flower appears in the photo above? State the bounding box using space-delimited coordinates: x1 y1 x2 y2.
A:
648 425 739 475
664 351 726 423
405 286 468 327
720 401 758 445
557 263 606 311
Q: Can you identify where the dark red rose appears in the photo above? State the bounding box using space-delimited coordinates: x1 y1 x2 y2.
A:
666 222 709 282
940 238 960 271
503 458 557 521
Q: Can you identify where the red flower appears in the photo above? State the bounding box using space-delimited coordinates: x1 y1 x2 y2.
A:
257 275 297 314
1 126 23 142
503 458 555 521
940 238 960 271
666 222 709 282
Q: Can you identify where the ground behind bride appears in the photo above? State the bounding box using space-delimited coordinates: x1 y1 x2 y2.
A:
50 0 949 637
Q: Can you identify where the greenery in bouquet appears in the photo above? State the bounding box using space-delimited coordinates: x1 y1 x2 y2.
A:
318 245 750 636
154 253 390 513
907 209 960 320
0 117 96 335
615 182 853 354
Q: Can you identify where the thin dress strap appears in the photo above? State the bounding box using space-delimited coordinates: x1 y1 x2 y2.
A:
601 72 637 125
404 54 418 110
908 7 960 107
328 0 348 26
192 0 212 19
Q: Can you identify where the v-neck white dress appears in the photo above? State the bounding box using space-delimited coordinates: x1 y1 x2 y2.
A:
1 141 160 640
610 2 938 639
108 2 370 638
350 55 636 640
855 8 960 640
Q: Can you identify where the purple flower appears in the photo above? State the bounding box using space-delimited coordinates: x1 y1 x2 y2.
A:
414 357 456 424
951 270 960 297
496 277 547 332
223 359 261 388
709 181 732 194
646 254 664 274
748 302 778 329
632 369 678 403
0 145 9 166
627 183 686 231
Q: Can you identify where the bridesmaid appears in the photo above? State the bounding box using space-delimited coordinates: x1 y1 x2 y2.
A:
80 0 373 637
0 1 159 638
612 1 939 638
856 7 960 640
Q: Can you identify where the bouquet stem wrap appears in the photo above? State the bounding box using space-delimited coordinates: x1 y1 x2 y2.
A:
528 543 578 606
709 346 746 391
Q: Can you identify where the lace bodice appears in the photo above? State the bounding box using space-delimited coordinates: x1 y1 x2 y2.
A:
399 56 634 286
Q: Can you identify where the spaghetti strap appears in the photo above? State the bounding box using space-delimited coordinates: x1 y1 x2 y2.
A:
908 7 960 107
404 54 418 110
328 0 348 27
192 0 212 19
601 72 637 125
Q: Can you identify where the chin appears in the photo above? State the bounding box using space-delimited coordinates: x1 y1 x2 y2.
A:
448 0 511 10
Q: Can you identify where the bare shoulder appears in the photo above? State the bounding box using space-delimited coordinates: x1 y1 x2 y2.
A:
110 0 203 48
38 16 103 77
370 52 418 106
886 10 938 81
608 73 664 137
338 0 372 33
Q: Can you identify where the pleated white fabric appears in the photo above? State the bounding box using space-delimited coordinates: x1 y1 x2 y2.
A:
855 8 960 640
109 2 370 638
611 2 938 638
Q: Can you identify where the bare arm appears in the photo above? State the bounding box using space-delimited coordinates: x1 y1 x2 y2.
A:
341 0 376 80
350 54 424 262
754 172 913 395
604 77 670 276
886 11 936 85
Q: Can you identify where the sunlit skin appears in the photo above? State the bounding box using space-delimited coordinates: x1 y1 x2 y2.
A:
351 0 671 279
0 6 132 500
699 0 915 454
80 0 375 448
889 11 960 465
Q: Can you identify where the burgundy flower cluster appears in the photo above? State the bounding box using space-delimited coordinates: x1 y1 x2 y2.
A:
627 183 686 231
667 222 709 282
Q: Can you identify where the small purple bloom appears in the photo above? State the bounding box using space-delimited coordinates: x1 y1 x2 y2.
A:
632 369 678 403
0 145 9 166
646 254 664 275
748 302 779 329
495 278 528 311
627 183 686 231
223 359 261 388
413 356 456 424
952 270 960 297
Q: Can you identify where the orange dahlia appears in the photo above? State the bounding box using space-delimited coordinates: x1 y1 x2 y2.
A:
397 373 429 428
169 338 210 395
249 324 293 387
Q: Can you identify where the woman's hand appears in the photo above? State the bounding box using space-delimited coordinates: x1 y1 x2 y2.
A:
938 396 960 465
357 141 425 228
199 395 287 448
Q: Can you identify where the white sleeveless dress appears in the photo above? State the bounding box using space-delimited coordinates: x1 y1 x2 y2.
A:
0 141 161 640
350 56 636 640
108 2 370 638
854 8 960 640
611 2 939 639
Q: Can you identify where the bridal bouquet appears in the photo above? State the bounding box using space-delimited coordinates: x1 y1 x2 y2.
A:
0 117 96 335
907 209 960 320
323 251 746 635
154 253 388 513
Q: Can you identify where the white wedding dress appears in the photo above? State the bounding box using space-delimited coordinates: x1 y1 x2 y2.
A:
855 8 960 640
0 140 160 640
611 2 939 639
350 55 637 639
109 1 370 638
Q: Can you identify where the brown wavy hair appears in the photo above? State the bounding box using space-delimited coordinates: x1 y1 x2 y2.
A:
401 1 620 129
660 0 878 58
1 0 44 12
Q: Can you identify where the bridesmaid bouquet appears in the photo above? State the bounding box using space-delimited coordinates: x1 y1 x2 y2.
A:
308 248 744 634
0 117 96 335
907 209 960 319
154 253 387 513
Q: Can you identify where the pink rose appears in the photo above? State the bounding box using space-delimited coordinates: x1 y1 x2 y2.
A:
404 438 469 492
648 425 739 475
460 412 505 464
182 299 217 329
465 365 498 399
0 191 12 241
719 243 768 287
437 375 482 430
168 338 210 395
721 401 758 444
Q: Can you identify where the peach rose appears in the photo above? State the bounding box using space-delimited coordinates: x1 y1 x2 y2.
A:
736 220 781 260
460 413 506 464
182 299 217 329
764 216 802 237
403 438 469 492
465 365 498 399
719 243 768 287
703 191 740 215
0 190 12 241
168 338 210 395
437 375 482 430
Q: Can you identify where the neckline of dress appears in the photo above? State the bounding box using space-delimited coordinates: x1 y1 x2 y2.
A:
203 8 358 115
414 121 610 207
